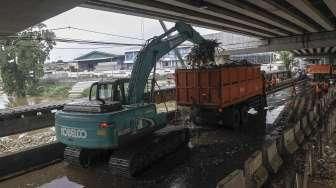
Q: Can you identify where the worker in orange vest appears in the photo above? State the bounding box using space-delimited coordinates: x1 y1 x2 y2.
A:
315 83 322 99
322 81 329 95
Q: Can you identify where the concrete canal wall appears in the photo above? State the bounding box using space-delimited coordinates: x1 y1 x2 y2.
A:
217 86 336 188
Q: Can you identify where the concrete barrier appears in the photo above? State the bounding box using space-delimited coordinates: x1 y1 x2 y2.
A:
327 112 334 138
331 111 336 135
244 150 268 188
301 115 311 136
308 111 318 128
263 141 283 174
283 128 299 154
313 104 319 116
331 114 336 135
217 170 246 188
324 96 328 108
0 113 55 137
293 97 301 112
0 142 64 180
321 98 326 112
294 122 304 144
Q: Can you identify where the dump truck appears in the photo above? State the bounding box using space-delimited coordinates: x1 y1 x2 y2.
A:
307 64 332 81
176 64 267 128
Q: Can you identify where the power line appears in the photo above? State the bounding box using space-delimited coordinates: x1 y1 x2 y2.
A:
49 26 145 41
48 26 71 31
54 47 110 49
70 26 144 41
0 35 144 46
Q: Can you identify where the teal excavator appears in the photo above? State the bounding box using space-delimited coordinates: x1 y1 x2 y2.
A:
55 22 205 177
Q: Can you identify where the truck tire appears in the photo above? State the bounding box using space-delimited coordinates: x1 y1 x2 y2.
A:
190 107 204 126
231 108 241 130
240 106 249 128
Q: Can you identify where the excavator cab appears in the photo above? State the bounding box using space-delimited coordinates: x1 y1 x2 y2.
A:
63 79 129 113
89 79 128 105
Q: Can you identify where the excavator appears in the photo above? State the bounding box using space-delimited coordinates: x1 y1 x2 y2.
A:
55 22 205 177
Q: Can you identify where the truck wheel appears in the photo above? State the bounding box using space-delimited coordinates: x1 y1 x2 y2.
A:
232 108 241 130
240 106 249 128
191 107 204 126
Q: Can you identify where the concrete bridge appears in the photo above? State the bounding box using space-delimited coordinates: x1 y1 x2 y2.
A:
1 0 336 59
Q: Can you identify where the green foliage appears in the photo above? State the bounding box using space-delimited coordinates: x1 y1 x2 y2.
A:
278 51 294 71
40 84 71 98
0 23 56 97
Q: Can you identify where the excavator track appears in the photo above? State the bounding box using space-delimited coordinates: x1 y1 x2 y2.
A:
64 146 84 167
108 126 189 177
64 146 110 168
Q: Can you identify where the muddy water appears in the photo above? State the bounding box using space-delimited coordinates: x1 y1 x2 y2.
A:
0 112 265 188
0 89 293 188
0 94 66 109
0 130 264 188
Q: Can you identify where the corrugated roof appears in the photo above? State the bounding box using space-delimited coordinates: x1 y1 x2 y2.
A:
74 51 117 61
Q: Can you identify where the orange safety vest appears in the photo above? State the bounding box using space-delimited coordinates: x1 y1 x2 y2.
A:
315 84 321 93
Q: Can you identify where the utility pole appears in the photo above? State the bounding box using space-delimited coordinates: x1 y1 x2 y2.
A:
159 20 186 68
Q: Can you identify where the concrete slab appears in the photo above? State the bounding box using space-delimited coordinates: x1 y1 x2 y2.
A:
308 111 319 128
328 116 334 138
283 128 299 154
244 150 268 188
217 170 246 188
301 115 311 136
294 122 304 144
263 141 283 174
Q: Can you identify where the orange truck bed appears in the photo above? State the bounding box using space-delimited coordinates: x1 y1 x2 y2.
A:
307 64 331 74
175 65 264 108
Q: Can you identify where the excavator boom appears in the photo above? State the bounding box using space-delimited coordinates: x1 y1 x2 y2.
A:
128 22 205 104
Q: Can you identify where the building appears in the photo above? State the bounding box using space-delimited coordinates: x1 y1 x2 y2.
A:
73 51 119 71
203 32 277 64
123 46 191 69
68 32 276 73
94 55 125 71
231 52 277 64
122 32 276 68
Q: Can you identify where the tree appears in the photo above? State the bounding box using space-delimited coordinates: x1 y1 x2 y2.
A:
0 23 55 97
278 51 294 71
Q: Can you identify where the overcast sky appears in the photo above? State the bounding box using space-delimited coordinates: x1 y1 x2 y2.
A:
43 7 219 62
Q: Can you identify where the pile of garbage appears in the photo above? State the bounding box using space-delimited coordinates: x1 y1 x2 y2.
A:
0 127 56 155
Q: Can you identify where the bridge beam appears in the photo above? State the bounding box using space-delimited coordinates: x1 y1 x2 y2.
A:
293 52 335 58
286 0 334 31
324 47 331 53
155 0 290 36
323 0 336 17
229 30 336 55
0 0 84 35
206 0 304 34
246 0 320 32
83 0 270 38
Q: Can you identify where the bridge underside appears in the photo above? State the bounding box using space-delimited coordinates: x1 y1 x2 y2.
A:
82 0 336 57
1 0 336 57
0 0 85 35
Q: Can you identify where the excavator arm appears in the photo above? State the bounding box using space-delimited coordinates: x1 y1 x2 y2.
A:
128 22 205 104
